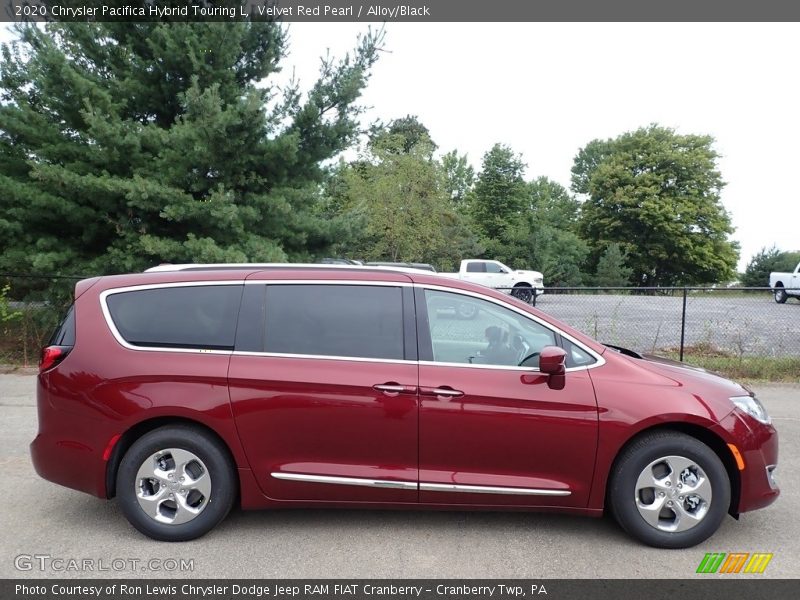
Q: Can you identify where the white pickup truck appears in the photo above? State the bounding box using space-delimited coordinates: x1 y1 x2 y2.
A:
440 259 544 304
770 262 800 303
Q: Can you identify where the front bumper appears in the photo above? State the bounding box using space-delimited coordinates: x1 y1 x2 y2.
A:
717 410 780 513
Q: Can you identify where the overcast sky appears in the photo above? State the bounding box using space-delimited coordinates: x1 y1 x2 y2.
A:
2 22 798 271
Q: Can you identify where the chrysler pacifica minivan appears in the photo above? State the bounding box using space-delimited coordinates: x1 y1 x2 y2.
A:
31 264 779 546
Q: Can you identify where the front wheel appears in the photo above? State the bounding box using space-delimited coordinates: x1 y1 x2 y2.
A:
511 285 534 304
116 425 236 541
608 431 730 548
774 287 788 304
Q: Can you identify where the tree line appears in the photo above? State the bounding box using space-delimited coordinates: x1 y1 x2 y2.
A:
1 22 749 291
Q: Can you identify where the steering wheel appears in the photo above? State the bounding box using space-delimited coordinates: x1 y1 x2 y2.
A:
518 351 540 367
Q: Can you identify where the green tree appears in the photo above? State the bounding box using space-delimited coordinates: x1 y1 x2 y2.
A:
574 125 739 286
0 22 382 278
328 129 479 269
571 138 612 195
369 114 437 157
499 177 589 285
441 149 474 207
469 144 528 243
741 246 800 287
594 243 633 287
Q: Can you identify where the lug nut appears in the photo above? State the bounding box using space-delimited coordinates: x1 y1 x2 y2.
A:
667 501 673 506
659 492 665 497
179 476 184 482
678 483 682 488
168 473 173 479
679 496 684 501
665 481 671 486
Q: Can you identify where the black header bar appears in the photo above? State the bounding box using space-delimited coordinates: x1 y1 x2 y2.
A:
3 0 800 23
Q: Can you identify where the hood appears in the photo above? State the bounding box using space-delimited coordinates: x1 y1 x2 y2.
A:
624 349 749 397
515 269 543 278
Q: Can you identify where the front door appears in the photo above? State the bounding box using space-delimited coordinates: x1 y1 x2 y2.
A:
229 281 418 503
416 288 599 507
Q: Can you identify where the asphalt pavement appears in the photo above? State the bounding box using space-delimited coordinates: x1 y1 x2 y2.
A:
0 374 797 579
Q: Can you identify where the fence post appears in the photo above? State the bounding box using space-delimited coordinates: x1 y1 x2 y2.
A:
679 287 688 362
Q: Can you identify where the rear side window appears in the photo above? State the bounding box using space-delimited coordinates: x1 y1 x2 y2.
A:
264 285 404 360
106 285 242 350
49 306 76 346
466 262 486 273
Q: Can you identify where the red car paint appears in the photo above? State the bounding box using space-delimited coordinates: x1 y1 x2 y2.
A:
31 267 779 523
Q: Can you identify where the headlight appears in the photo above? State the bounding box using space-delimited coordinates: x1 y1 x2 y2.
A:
730 395 771 425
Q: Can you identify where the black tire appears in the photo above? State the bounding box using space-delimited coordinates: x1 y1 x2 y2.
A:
116 425 236 542
511 285 534 304
774 286 788 304
608 431 730 549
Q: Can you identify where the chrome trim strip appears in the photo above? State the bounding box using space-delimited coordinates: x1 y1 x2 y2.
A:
416 283 606 372
97 278 604 371
99 281 243 355
270 472 417 490
234 351 415 365
270 472 571 497
420 483 571 496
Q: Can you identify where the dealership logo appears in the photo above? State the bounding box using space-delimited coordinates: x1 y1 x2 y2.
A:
696 552 773 574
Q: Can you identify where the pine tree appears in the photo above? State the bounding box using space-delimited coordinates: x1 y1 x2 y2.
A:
0 22 382 277
594 243 633 287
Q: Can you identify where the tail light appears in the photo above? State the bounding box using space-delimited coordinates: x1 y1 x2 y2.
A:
39 346 72 373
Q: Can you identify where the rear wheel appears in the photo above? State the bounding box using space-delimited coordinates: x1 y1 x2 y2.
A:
117 426 236 541
608 431 730 548
774 286 788 304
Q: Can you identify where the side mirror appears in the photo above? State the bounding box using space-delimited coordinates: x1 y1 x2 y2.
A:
539 346 567 390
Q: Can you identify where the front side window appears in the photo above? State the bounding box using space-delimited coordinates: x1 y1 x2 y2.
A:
423 290 556 368
485 262 507 274
106 285 242 350
264 285 404 360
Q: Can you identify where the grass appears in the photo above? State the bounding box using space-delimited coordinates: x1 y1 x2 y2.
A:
660 343 800 383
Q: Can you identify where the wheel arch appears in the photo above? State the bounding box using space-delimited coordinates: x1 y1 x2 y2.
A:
105 416 240 500
603 422 741 516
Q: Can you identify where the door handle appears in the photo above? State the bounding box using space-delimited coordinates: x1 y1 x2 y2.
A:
373 383 417 395
420 386 464 398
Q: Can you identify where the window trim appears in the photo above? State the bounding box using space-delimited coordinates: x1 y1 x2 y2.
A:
98 279 605 371
237 280 415 363
99 281 245 355
415 283 605 373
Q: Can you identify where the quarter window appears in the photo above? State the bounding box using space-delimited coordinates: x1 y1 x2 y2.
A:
422 290 556 368
106 285 242 350
264 285 405 360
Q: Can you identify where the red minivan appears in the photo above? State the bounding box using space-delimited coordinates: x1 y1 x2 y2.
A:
31 264 779 547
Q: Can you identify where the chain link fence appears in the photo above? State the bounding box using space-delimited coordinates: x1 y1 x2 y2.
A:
523 287 800 361
1 274 82 366
2 274 798 366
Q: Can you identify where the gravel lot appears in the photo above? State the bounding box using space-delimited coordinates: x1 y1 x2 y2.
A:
0 374 797 579
535 293 800 357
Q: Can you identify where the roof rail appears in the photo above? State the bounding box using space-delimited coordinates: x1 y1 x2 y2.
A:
144 263 440 275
